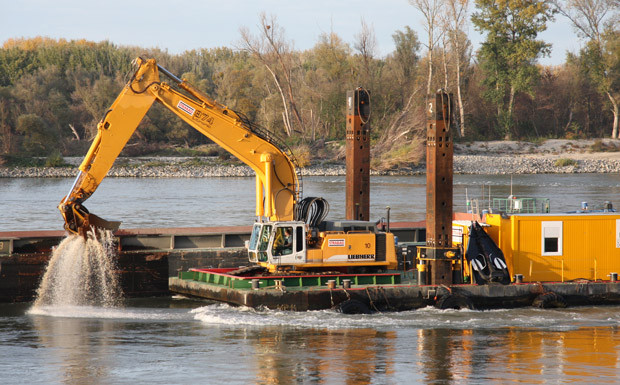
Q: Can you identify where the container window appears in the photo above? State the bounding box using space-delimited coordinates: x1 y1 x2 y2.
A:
544 237 558 253
541 221 562 256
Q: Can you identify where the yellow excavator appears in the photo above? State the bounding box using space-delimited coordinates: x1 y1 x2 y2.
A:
59 57 397 273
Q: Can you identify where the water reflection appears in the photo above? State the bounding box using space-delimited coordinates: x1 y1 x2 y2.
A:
247 327 396 385
412 327 620 384
30 315 115 384
15 303 620 384
229 323 619 383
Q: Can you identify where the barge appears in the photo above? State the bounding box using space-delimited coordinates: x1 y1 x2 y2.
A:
168 209 620 312
169 267 620 311
3 219 618 310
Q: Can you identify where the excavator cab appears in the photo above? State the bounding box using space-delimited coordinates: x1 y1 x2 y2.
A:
248 222 307 267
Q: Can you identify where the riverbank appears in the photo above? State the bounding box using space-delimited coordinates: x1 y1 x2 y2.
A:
452 139 620 174
2 139 619 177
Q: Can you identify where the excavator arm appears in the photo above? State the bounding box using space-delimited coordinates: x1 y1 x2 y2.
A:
59 57 299 235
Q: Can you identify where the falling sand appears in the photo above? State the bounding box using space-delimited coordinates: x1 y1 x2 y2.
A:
32 229 123 308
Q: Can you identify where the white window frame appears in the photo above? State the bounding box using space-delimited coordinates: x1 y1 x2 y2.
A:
541 221 563 256
616 219 620 248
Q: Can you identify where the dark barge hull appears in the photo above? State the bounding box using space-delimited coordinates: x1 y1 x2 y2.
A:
169 275 620 311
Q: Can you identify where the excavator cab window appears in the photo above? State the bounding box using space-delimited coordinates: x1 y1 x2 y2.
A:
272 226 293 256
252 224 271 262
249 224 261 250
296 226 304 252
248 224 262 262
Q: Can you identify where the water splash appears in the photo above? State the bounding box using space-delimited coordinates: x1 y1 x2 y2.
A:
32 229 123 308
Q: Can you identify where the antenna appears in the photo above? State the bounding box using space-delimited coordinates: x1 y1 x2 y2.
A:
489 184 491 210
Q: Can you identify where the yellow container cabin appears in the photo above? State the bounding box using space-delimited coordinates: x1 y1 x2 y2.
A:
482 212 620 282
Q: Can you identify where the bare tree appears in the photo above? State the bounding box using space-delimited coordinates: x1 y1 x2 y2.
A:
353 18 378 81
443 0 470 136
441 34 449 91
373 85 426 168
553 0 619 138
553 0 614 41
410 0 445 100
68 124 80 141
378 86 424 145
239 13 304 136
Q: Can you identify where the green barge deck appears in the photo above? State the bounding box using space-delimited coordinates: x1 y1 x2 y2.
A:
179 268 403 289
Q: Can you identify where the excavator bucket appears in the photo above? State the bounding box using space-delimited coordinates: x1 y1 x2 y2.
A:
84 213 121 234
73 213 121 238
59 202 121 237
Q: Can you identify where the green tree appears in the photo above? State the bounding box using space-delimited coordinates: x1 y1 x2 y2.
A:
16 113 58 155
553 0 619 137
12 65 73 148
472 0 555 139
213 58 260 120
392 26 421 88
301 32 353 140
570 33 620 138
0 47 38 86
70 70 124 140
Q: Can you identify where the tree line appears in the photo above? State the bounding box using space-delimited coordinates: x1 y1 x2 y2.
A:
0 0 618 167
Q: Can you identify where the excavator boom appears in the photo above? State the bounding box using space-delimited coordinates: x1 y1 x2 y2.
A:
59 57 299 235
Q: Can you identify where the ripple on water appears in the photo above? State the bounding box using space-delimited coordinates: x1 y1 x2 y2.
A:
190 303 620 330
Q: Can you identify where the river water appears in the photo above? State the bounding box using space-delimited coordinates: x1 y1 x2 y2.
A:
3 173 620 231
1 174 620 384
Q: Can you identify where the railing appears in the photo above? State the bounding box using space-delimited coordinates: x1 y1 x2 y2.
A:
181 268 401 289
492 197 550 214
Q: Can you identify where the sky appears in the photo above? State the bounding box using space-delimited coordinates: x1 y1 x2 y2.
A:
1 0 582 66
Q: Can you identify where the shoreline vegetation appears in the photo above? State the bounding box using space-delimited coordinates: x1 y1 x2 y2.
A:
2 139 620 178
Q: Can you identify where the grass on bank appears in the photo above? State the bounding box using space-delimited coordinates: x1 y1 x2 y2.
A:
554 158 577 167
0 152 70 167
371 137 425 171
589 139 619 153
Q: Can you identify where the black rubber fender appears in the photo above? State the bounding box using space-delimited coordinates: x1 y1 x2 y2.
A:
336 299 372 314
532 292 568 309
436 293 476 310
227 265 267 276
